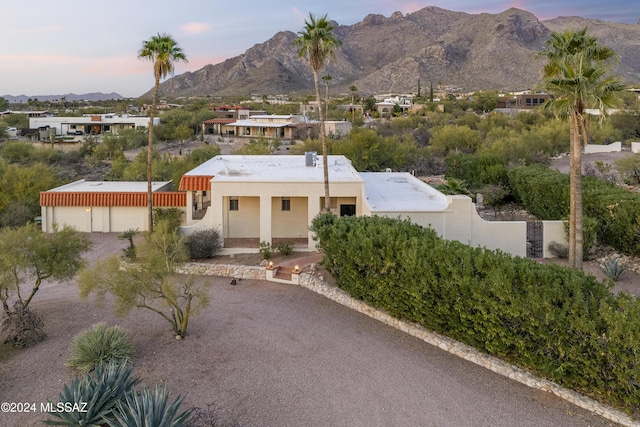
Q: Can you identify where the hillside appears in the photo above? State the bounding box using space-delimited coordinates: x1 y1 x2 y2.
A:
143 6 640 98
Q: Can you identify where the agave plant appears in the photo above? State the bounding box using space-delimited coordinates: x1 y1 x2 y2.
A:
107 385 192 427
44 360 141 426
600 257 628 281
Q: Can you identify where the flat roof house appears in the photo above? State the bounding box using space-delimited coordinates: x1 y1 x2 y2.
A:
178 155 529 256
41 155 553 257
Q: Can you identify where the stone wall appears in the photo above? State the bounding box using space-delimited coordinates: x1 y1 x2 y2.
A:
177 262 266 280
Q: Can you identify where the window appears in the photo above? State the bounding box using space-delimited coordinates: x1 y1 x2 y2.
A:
281 197 291 211
229 197 239 211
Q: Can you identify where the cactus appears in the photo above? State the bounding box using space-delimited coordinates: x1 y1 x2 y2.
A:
600 258 627 281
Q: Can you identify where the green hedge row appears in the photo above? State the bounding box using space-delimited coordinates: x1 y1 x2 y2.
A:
311 213 640 411
509 165 640 255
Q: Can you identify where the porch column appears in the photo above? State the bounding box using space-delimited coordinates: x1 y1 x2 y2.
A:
185 191 194 223
259 196 272 246
307 196 320 250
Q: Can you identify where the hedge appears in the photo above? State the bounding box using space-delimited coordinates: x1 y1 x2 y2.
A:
509 165 640 255
311 213 640 411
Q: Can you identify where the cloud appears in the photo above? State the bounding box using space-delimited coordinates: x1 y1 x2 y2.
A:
180 22 210 34
291 6 307 22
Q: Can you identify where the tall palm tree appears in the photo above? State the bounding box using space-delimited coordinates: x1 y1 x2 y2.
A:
293 13 342 212
349 85 358 123
138 33 187 233
322 74 332 121
539 27 624 269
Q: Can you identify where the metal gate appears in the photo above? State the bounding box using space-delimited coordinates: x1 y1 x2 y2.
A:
527 221 543 258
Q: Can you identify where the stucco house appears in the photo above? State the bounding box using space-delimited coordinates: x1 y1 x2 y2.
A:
29 114 157 136
178 154 532 256
40 154 565 258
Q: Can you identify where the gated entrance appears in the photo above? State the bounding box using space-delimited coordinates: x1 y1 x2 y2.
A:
527 221 543 258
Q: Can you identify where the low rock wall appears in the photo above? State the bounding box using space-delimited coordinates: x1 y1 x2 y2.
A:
177 262 266 280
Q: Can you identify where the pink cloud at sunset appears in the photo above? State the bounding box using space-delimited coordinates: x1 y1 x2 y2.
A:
180 22 211 35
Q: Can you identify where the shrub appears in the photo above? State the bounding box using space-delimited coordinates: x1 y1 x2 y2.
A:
119 228 139 260
445 153 509 190
311 214 640 410
600 258 628 281
547 241 569 258
259 241 272 260
276 241 294 256
2 301 46 347
67 323 134 373
186 228 222 259
153 208 183 233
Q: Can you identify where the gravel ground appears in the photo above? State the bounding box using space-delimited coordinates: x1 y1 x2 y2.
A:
0 233 622 426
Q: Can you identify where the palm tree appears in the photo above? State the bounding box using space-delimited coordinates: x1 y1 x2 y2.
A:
138 33 187 233
293 13 342 212
539 27 624 269
322 74 332 121
349 85 358 123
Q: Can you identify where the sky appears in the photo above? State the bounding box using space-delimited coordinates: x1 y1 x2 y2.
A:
1 0 638 98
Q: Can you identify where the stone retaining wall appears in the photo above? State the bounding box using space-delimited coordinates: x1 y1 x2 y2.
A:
177 262 266 281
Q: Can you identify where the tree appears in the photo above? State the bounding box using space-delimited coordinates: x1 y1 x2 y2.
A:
293 13 342 211
539 27 625 269
0 225 91 344
138 33 187 233
78 223 211 338
322 74 332 121
349 85 358 123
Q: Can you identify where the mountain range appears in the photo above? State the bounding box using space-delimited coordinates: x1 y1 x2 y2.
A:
145 6 640 99
2 93 125 104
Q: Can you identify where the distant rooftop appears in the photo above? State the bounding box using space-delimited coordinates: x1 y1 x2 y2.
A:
361 172 449 212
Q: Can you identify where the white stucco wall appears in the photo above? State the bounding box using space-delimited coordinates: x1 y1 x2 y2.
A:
542 220 568 259
632 142 640 153
584 141 621 153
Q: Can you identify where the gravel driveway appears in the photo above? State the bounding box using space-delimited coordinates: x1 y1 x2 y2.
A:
0 234 617 426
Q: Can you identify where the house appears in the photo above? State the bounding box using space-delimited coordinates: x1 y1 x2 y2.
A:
40 180 184 233
29 114 157 136
178 155 532 256
40 155 565 258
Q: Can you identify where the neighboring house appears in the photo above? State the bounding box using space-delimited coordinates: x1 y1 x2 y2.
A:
496 93 551 109
29 114 158 136
40 180 185 233
40 155 564 258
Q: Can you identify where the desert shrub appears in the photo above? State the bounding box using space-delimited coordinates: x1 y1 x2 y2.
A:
187 228 222 259
276 241 294 256
547 241 569 258
445 153 509 190
509 165 640 256
600 258 628 281
153 207 183 233
2 301 45 347
67 323 134 373
311 214 640 410
259 241 272 260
